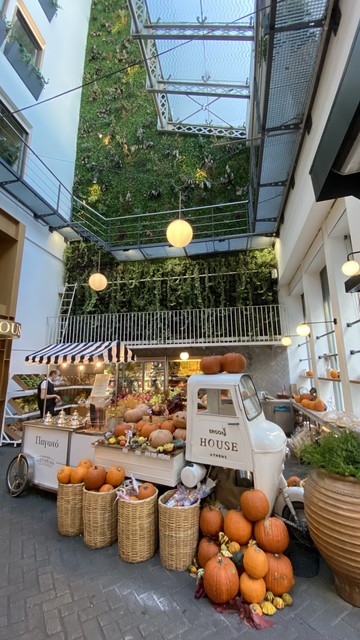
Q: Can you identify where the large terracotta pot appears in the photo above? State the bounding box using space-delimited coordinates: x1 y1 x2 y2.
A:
304 468 360 606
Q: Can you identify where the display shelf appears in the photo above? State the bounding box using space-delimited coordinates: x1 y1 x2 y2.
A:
317 377 341 382
349 379 360 384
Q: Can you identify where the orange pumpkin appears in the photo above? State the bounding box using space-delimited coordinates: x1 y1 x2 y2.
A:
129 496 139 501
197 537 221 568
99 483 115 493
199 505 224 537
221 352 247 374
293 394 301 404
70 465 87 484
138 482 157 500
136 422 158 439
224 510 252 545
240 489 269 521
239 572 266 604
300 392 315 401
114 423 132 437
57 466 73 484
311 398 326 412
286 476 301 487
203 554 239 604
159 420 175 434
254 517 289 554
106 465 125 488
84 465 107 491
77 458 93 469
265 553 294 595
200 355 223 375
243 545 269 579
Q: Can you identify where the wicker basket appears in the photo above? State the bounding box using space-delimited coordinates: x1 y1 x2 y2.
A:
118 489 158 562
83 487 118 549
57 482 84 537
158 490 200 571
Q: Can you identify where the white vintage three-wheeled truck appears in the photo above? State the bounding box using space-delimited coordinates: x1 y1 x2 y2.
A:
181 372 305 531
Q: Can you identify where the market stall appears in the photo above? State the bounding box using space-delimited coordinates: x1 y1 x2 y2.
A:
6 341 135 494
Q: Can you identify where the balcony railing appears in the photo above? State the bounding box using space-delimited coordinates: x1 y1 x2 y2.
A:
47 305 288 347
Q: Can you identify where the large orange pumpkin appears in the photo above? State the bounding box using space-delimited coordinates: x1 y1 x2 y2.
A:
199 505 224 537
239 572 266 604
57 466 73 484
159 420 175 434
197 537 221 568
200 355 223 375
203 554 239 604
136 422 158 439
138 482 157 500
254 517 289 554
221 352 247 373
264 553 294 595
70 465 87 484
77 458 93 469
240 489 269 521
243 545 268 579
114 423 132 437
223 510 252 545
84 465 107 491
106 466 125 488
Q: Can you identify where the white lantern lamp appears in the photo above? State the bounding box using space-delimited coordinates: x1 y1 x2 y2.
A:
88 251 108 291
180 351 189 360
341 251 360 276
166 192 193 248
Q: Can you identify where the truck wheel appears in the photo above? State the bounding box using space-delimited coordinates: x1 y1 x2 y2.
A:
6 453 34 497
281 500 311 545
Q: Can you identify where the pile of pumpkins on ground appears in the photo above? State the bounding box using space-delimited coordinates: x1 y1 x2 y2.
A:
57 458 157 499
188 488 294 616
104 408 187 450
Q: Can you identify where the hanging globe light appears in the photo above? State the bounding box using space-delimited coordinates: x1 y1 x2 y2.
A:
166 219 193 248
281 336 292 346
88 272 108 291
296 323 311 337
180 351 189 360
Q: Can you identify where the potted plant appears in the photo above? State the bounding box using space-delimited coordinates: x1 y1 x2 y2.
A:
4 38 49 100
300 429 360 606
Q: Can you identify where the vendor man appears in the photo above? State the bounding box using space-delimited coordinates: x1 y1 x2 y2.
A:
37 369 61 416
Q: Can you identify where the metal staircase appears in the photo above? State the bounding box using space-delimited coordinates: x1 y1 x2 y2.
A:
57 283 78 342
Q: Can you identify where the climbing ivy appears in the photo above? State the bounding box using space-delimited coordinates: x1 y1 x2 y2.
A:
67 0 279 315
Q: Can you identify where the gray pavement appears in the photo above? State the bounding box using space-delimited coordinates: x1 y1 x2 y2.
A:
0 444 359 640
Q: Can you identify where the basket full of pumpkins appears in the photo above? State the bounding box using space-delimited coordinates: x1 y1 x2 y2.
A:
81 463 125 549
117 480 159 563
56 460 93 537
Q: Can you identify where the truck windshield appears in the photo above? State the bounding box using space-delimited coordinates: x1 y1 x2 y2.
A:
239 375 262 421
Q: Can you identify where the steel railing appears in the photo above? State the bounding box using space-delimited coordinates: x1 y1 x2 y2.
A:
47 305 288 346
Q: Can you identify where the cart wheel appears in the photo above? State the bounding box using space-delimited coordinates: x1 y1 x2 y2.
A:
6 453 34 497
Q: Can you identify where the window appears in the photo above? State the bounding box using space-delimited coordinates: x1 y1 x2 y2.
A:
0 102 27 173
11 10 41 66
239 375 262 421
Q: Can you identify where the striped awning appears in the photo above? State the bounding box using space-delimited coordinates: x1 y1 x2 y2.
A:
25 341 134 365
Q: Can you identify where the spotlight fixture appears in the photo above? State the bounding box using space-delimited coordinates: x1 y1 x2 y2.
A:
341 251 360 276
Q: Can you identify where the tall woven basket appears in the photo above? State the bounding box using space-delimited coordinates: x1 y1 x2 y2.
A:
57 482 84 537
118 489 158 563
159 490 200 571
83 487 118 549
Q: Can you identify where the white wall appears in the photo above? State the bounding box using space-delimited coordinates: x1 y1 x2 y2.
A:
0 0 92 390
276 0 360 414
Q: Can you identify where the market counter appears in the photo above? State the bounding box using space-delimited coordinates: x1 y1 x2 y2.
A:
93 443 185 487
22 420 104 491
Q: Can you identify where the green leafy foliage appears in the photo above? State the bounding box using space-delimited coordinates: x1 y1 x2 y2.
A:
300 430 360 480
64 242 278 314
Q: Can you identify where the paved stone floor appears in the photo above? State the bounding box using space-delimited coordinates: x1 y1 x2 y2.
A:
0 444 359 640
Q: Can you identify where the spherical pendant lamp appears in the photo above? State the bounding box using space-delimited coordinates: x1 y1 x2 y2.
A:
88 272 108 291
296 323 311 337
166 219 193 248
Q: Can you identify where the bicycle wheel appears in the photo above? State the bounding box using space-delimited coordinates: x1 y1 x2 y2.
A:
6 453 34 497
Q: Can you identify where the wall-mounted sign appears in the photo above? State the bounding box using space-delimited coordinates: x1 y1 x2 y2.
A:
0 320 21 339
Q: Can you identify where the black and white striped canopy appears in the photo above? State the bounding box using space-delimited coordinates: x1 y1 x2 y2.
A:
25 341 134 365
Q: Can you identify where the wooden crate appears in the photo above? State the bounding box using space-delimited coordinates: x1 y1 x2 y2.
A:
93 445 185 487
